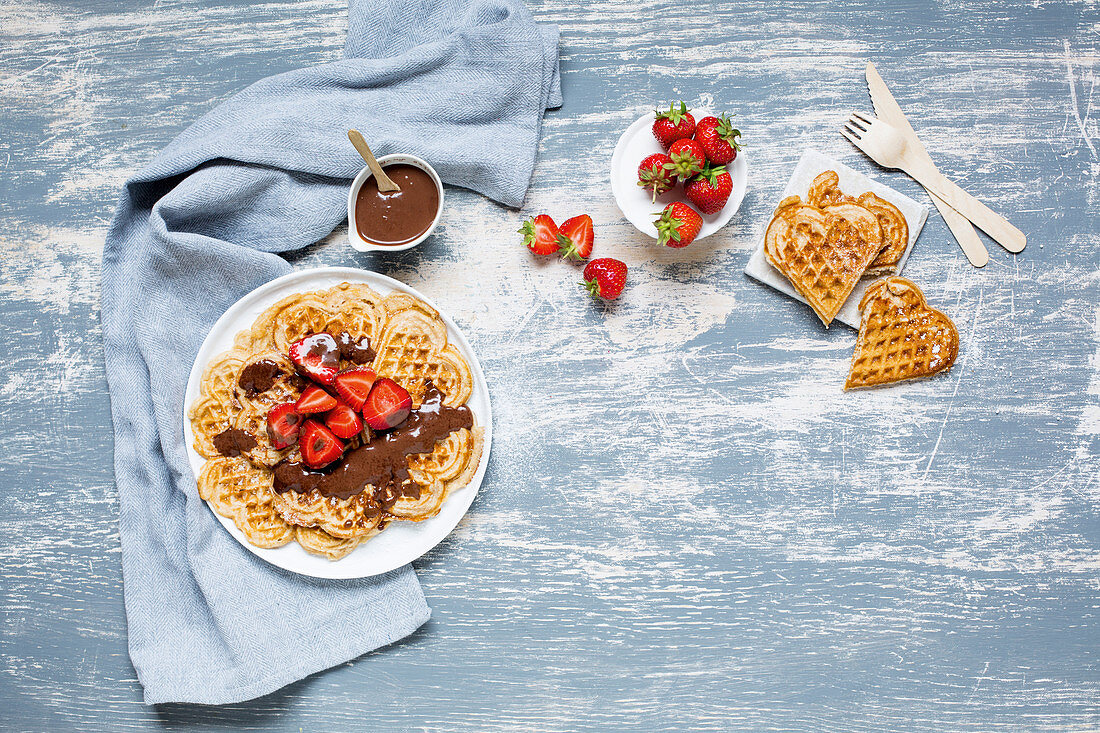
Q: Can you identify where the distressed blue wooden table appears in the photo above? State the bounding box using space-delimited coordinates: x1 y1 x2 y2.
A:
2 0 1098 730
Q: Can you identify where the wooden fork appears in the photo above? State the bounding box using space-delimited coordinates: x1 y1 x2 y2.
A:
842 112 1026 254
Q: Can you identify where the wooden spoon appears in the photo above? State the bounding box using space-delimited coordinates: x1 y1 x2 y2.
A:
347 129 400 193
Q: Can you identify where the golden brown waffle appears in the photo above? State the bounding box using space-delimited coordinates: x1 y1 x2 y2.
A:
400 427 485 521
294 526 364 560
197 457 295 548
845 277 959 390
764 194 884 326
373 302 473 407
858 192 909 275
188 350 246 459
189 281 482 560
231 352 301 414
271 487 384 539
321 282 386 342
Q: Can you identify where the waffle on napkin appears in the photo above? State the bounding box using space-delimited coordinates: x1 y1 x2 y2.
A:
188 282 484 560
845 276 959 389
764 170 915 326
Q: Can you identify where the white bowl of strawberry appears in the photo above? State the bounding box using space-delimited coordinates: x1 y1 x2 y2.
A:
611 102 747 247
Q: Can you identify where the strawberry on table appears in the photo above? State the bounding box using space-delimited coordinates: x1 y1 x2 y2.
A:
333 367 376 411
558 214 594 260
299 420 345 469
684 164 733 215
654 201 703 248
295 384 338 415
267 402 302 449
637 153 676 202
324 403 363 440
694 113 741 165
652 101 696 150
581 258 627 301
519 214 561 255
666 138 706 181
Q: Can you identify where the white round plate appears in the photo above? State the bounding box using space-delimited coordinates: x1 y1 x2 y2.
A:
610 110 748 241
182 266 493 579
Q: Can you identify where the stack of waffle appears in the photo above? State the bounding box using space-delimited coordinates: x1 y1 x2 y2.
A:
188 283 483 560
764 171 959 388
764 170 910 327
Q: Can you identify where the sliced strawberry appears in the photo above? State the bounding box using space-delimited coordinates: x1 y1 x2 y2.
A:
288 333 340 385
519 214 561 255
267 402 302 449
362 377 412 430
333 367 376 411
295 384 338 415
558 214 594 261
299 420 345 469
324 403 363 440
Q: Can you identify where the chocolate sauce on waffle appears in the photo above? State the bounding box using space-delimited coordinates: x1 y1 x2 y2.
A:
237 359 283 394
272 382 472 503
213 428 258 457
336 331 375 364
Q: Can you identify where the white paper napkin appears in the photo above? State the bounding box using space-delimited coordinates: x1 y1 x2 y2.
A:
744 149 929 329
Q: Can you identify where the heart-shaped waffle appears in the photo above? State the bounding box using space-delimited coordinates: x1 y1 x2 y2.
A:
845 276 959 389
765 192 884 326
372 300 473 407
857 192 909 275
197 457 295 548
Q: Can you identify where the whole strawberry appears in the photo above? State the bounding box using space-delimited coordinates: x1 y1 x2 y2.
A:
581 258 627 300
654 202 703 248
666 138 706 181
694 113 742 165
652 101 696 150
684 165 733 215
637 153 675 202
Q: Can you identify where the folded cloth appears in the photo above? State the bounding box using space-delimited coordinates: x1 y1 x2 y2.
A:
100 0 559 705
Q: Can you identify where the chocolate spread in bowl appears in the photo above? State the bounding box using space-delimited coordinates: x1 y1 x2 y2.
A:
272 382 472 504
354 163 440 246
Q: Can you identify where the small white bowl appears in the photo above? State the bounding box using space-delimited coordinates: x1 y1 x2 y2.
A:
610 110 748 242
347 153 444 252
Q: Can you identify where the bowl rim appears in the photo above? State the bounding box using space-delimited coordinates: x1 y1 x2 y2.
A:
347 153 444 252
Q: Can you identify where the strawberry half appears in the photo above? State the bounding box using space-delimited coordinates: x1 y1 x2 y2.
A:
299 420 345 469
333 367 376 411
362 378 412 430
519 214 561 255
267 402 302 449
558 214 594 261
295 384 338 415
324 403 363 440
288 333 340 385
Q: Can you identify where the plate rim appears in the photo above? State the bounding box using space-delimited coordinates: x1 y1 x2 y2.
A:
610 110 749 241
181 266 493 580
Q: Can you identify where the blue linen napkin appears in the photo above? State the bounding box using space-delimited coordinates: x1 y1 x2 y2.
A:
100 0 559 705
